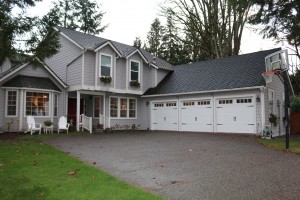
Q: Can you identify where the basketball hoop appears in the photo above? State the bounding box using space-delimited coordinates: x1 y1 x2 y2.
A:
262 70 281 84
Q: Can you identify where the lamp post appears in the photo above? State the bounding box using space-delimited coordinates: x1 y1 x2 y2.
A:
284 74 290 150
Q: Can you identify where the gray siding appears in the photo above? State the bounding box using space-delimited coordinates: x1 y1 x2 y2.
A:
17 64 50 77
115 59 126 90
67 56 82 86
265 75 285 136
0 59 11 75
143 65 152 93
157 69 169 85
84 50 95 86
45 35 82 84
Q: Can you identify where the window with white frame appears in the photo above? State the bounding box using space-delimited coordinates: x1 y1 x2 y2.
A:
54 94 58 117
268 90 274 114
130 60 140 81
6 90 17 116
100 54 112 77
94 96 104 117
26 92 50 116
110 97 137 118
110 97 118 117
120 98 127 118
129 99 136 118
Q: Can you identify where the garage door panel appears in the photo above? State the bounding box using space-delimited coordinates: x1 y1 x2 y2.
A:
216 97 255 133
152 102 178 131
180 100 213 132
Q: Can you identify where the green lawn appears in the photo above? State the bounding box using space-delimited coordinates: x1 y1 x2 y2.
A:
0 139 163 200
257 137 300 154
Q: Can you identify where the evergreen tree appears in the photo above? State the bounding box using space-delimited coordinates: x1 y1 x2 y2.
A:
145 18 165 57
133 36 142 48
0 0 60 66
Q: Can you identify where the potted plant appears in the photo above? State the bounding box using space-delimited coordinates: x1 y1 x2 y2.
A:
268 113 278 139
44 120 53 127
100 76 112 84
130 80 140 87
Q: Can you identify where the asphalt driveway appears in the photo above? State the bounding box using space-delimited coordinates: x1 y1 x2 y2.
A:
45 132 300 200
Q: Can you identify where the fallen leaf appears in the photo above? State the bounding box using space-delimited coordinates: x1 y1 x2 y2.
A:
189 149 192 152
0 164 4 167
68 169 80 175
92 176 96 180
92 162 96 165
66 152 70 154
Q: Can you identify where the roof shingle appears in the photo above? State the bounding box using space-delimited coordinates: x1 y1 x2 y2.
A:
144 48 281 96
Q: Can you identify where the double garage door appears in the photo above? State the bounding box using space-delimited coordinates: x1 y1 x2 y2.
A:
152 97 255 134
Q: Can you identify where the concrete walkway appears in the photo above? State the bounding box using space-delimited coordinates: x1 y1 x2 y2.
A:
45 132 300 200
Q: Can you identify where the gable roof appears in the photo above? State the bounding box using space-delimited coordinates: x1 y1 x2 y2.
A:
56 26 174 71
2 75 61 92
144 48 281 96
0 61 68 88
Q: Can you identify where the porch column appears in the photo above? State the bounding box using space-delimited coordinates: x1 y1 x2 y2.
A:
76 91 80 131
260 89 265 129
19 89 24 131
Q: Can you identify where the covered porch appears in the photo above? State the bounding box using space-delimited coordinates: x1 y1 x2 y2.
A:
67 90 109 133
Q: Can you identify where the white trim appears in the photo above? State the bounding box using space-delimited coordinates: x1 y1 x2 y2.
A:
55 28 84 50
94 41 122 57
114 53 117 89
5 90 18 117
0 63 28 82
109 96 137 119
76 91 80 131
19 89 23 131
261 88 266 128
0 62 67 89
81 51 85 87
154 68 158 86
126 49 149 64
95 51 98 87
142 86 264 98
268 89 275 114
99 53 113 77
2 87 61 93
129 59 141 82
125 59 128 91
151 63 159 69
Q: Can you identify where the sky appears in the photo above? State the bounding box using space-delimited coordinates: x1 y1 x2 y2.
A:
28 0 282 54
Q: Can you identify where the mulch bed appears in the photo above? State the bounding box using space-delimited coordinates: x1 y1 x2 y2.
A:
0 132 25 141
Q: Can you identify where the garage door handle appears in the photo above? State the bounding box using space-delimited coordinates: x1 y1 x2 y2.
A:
182 108 187 109
153 123 157 124
206 124 212 125
247 105 254 107
182 123 187 125
217 107 222 108
173 123 177 124
206 107 211 108
153 109 157 110
248 124 254 125
217 124 223 125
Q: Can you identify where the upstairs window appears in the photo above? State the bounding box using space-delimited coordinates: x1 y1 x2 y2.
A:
130 60 140 81
100 54 112 77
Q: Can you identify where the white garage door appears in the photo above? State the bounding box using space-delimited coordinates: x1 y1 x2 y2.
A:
216 97 255 133
180 100 213 132
152 102 178 131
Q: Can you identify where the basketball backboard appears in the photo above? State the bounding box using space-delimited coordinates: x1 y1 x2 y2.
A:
265 50 289 72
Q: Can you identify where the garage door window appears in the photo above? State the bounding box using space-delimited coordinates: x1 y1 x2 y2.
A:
198 100 210 105
154 103 164 107
183 101 194 106
166 102 176 107
237 98 252 103
219 99 233 104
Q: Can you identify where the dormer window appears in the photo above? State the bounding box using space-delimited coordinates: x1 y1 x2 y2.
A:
130 60 140 81
100 54 112 77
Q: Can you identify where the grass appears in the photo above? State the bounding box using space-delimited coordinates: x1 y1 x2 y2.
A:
257 137 300 154
0 139 163 200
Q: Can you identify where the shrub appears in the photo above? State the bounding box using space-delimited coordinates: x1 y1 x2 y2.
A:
44 120 53 126
290 95 300 112
100 76 112 84
130 80 140 87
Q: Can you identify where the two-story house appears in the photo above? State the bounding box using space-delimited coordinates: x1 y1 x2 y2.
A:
0 27 292 136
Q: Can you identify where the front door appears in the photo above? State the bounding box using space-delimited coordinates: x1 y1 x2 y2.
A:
68 98 84 126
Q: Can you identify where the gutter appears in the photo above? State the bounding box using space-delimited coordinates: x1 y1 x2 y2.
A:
141 86 264 98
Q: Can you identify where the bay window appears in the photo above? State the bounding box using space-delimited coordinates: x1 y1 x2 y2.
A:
110 97 118 117
26 92 49 116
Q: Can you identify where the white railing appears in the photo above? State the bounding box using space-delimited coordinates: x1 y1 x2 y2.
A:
81 114 92 133
99 114 110 129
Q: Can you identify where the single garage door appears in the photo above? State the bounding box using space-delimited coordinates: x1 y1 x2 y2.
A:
152 102 178 131
180 100 213 132
216 97 255 133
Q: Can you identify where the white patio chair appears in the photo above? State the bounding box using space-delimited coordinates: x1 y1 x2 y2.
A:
26 115 42 135
58 116 70 134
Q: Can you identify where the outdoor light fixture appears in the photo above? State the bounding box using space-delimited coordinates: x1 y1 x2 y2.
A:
146 101 149 105
256 95 260 102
